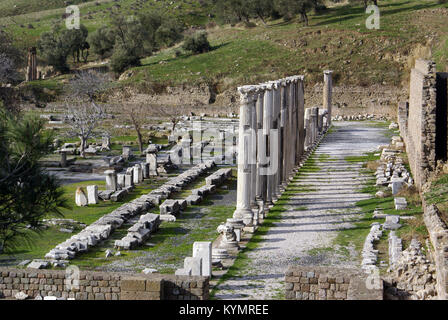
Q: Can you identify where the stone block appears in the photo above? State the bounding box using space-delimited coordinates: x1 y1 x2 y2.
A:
121 278 146 292
193 242 212 277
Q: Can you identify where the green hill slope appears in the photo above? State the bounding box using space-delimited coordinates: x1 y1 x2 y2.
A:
3 0 448 96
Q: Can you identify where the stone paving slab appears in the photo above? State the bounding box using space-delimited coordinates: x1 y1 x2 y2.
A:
212 121 390 300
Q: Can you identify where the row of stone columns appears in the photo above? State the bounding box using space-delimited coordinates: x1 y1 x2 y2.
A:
232 76 306 228
232 71 333 229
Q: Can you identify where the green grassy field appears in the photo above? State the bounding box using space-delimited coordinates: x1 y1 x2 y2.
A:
2 0 448 93
0 177 160 264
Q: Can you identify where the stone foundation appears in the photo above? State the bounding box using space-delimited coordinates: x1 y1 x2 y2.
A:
0 268 209 300
285 266 383 300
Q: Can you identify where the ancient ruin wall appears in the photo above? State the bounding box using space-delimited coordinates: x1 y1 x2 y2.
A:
285 266 383 300
423 202 448 300
0 268 209 300
399 60 438 188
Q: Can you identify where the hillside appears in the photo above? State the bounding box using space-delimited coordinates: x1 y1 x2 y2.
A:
2 0 448 111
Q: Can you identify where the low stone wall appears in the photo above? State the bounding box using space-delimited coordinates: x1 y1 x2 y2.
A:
0 267 209 300
285 266 383 300
422 202 448 300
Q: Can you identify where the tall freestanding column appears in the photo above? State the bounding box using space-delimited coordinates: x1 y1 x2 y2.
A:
323 70 333 128
272 80 282 198
234 86 257 225
255 89 266 207
250 93 259 214
263 83 274 206
281 80 289 188
295 76 305 164
289 77 298 175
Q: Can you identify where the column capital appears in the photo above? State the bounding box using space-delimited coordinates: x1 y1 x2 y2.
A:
260 82 274 91
269 80 282 90
324 70 333 75
238 85 259 104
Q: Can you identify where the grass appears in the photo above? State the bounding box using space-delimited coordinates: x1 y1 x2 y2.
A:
0 177 161 264
424 173 448 225
67 174 237 272
3 0 448 97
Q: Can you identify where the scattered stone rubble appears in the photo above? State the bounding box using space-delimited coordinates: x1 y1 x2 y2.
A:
361 223 383 273
375 138 412 195
385 239 437 300
175 242 212 277
331 114 387 121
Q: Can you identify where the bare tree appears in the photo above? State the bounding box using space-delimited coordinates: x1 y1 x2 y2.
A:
64 97 106 157
67 70 109 103
151 104 189 135
64 71 109 157
128 104 147 153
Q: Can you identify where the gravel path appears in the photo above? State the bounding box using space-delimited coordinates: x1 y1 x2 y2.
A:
212 121 390 300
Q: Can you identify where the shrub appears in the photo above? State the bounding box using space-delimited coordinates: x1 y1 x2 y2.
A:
182 32 211 54
110 45 141 74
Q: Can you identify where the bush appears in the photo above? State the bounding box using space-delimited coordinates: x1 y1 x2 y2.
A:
110 45 141 74
89 26 115 59
182 32 211 54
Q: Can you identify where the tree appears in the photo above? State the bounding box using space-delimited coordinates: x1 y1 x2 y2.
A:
110 44 141 73
0 54 19 84
38 24 90 72
62 24 89 63
0 107 67 251
0 32 22 84
248 0 275 24
88 26 116 59
38 25 72 73
128 105 148 153
182 32 211 54
274 0 323 25
64 71 108 157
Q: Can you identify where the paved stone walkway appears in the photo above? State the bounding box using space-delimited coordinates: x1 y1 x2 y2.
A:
212 121 390 300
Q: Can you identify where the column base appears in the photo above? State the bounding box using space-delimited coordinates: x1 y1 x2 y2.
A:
243 225 257 233
233 208 253 220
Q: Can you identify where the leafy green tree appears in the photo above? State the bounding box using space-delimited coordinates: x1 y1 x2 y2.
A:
0 107 67 251
62 24 89 63
0 32 22 83
275 0 323 25
38 24 90 72
88 26 116 59
109 44 141 74
108 12 184 73
38 26 71 72
182 32 211 54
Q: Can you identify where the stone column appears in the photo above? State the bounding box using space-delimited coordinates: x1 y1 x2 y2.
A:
304 108 311 151
87 185 99 205
250 93 259 214
263 83 274 206
323 70 333 128
60 151 67 168
271 80 281 200
181 135 192 165
122 146 132 160
255 89 266 218
26 47 37 82
311 107 319 145
281 80 289 188
105 170 117 191
289 77 298 176
233 86 257 225
133 164 142 184
296 76 305 164
147 153 158 176
117 173 126 189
